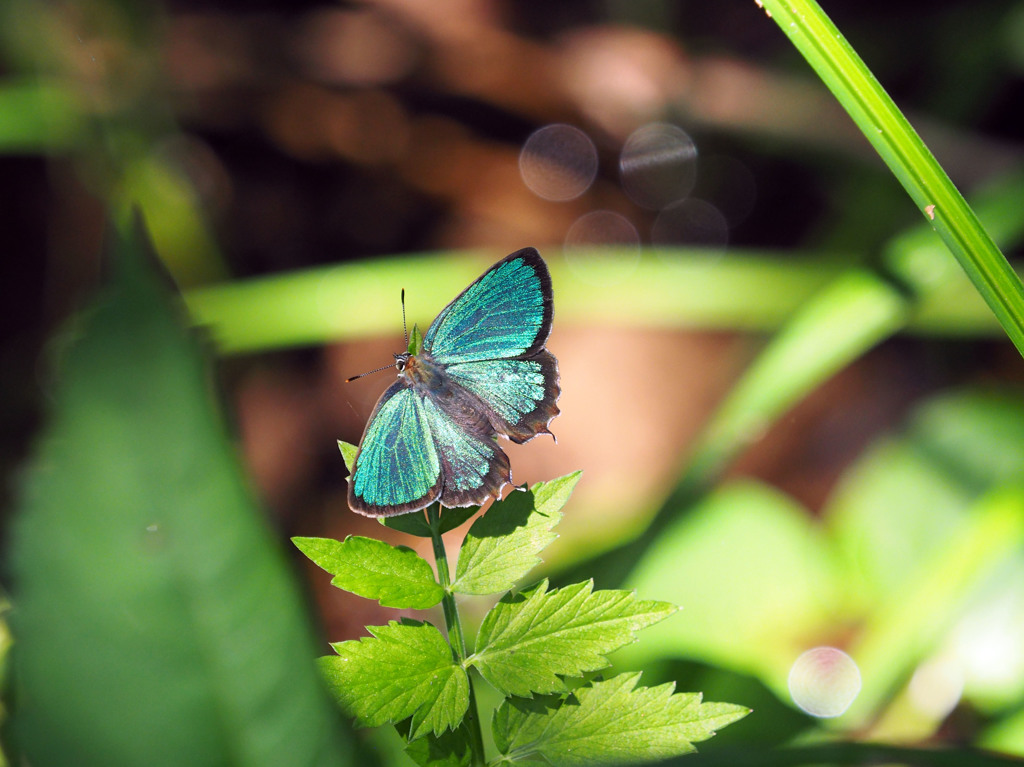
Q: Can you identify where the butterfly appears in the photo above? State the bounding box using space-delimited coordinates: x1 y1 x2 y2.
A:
347 248 560 517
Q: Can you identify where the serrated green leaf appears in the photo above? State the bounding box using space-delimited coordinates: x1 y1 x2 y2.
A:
493 673 749 766
403 724 473 767
491 696 560 761
530 471 582 513
470 580 674 697
338 440 358 473
319 620 469 739
8 219 353 766
293 536 443 609
453 473 581 595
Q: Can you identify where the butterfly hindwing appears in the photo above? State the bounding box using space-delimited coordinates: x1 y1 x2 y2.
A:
424 248 553 364
445 349 559 443
348 383 442 516
420 397 512 507
349 384 513 515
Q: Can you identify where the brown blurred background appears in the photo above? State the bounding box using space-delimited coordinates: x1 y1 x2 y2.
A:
3 0 1024 644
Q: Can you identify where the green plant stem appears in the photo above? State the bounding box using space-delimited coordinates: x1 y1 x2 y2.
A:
427 505 486 767
759 0 1024 357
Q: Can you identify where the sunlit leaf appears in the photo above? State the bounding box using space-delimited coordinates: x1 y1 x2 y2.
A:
492 673 748 765
293 535 443 609
472 580 674 697
320 620 468 740
452 473 580 595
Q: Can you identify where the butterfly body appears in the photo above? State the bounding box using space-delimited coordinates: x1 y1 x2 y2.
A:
348 248 559 517
399 351 499 436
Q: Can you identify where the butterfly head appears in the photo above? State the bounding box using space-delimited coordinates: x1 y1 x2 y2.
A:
393 323 424 376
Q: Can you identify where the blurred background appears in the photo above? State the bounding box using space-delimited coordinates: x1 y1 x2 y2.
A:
3 0 1024 764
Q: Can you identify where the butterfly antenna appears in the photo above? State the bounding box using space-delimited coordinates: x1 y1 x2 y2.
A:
346 288 409 383
345 363 397 383
401 288 408 347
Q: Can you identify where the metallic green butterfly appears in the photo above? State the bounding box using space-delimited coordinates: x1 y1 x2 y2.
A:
348 248 559 517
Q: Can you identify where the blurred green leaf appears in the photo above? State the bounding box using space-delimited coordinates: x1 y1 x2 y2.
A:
183 251 849 354
908 389 1024 491
8 219 354 766
621 480 842 694
0 79 82 152
826 390 1024 722
293 536 444 609
659 742 1024 766
470 580 674 698
982 702 1024 757
847 482 1024 723
686 269 907 487
118 152 228 286
942 556 1024 711
825 437 969 608
826 388 1024 606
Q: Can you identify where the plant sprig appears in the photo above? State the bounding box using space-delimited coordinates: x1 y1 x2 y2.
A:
294 446 748 766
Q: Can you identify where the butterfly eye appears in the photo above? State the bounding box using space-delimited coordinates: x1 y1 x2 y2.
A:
393 352 410 372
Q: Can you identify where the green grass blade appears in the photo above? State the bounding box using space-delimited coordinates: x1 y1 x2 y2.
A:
759 0 1024 356
184 249 844 354
686 269 907 486
557 268 907 591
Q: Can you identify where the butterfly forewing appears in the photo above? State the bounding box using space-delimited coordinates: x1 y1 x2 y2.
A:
424 248 553 364
348 384 442 516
